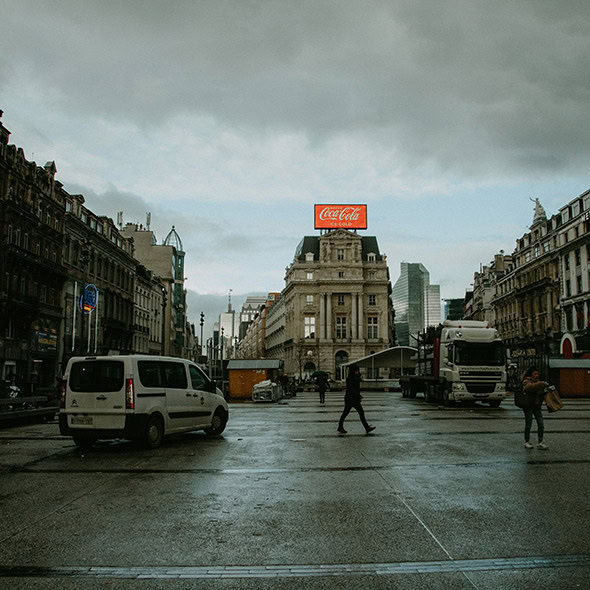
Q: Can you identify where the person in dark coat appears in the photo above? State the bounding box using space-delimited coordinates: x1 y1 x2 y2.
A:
337 364 375 434
316 374 328 404
521 366 548 450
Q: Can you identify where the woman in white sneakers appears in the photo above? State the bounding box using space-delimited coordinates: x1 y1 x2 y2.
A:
521 366 549 450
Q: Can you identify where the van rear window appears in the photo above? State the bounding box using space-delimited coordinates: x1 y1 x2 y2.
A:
69 361 124 393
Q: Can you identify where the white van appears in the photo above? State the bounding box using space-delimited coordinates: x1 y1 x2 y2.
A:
59 355 229 449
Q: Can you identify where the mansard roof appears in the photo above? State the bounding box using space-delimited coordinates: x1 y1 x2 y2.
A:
294 232 383 262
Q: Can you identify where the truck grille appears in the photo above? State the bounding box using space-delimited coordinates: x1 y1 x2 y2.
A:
460 371 503 378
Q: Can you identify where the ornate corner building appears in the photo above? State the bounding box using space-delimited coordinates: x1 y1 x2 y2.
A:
282 229 393 379
479 193 590 358
0 114 68 391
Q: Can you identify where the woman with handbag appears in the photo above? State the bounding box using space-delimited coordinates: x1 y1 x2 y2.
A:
521 366 549 450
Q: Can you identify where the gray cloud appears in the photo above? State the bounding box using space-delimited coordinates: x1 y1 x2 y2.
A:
66 183 222 243
3 1 590 179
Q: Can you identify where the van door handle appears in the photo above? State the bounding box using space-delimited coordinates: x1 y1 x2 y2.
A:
96 395 107 400
186 393 192 397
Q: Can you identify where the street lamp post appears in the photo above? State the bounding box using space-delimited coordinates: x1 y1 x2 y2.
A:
220 327 225 395
199 312 204 358
160 286 167 356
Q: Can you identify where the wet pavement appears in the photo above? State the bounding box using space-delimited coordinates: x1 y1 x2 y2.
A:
1 391 589 589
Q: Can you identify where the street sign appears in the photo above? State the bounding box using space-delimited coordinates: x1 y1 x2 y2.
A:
79 283 98 315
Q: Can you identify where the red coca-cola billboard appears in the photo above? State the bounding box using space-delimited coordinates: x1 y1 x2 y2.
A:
314 204 367 230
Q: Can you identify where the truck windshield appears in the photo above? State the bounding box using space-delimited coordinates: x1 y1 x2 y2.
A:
454 342 505 366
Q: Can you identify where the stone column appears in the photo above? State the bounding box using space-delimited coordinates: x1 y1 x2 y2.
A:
358 293 364 341
326 293 332 341
320 293 326 340
351 292 358 340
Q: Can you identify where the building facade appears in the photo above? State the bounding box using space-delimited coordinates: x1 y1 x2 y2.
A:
237 293 281 360
392 262 440 346
466 253 513 325
0 113 68 390
62 194 136 367
120 223 188 358
493 199 561 356
557 191 590 342
283 229 393 379
134 264 164 355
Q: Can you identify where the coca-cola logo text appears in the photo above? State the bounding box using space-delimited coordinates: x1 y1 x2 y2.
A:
314 204 367 229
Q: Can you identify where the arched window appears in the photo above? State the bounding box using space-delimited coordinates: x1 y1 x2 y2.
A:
303 362 316 379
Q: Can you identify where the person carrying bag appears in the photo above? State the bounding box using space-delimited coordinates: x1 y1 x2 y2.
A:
520 367 549 450
544 385 563 413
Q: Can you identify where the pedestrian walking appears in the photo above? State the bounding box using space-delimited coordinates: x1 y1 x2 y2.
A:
521 366 549 450
337 364 375 434
316 374 328 404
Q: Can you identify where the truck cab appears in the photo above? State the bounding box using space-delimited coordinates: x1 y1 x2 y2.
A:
440 320 507 406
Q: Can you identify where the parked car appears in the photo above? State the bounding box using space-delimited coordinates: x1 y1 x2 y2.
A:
59 355 229 448
252 380 282 402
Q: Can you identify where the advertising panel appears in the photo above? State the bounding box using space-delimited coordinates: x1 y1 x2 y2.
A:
314 204 367 230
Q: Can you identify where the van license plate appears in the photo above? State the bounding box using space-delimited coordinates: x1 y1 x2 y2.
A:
71 416 93 425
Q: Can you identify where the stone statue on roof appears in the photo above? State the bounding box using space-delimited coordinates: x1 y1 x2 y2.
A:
530 197 547 228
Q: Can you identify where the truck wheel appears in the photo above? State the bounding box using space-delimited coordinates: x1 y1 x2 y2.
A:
143 415 164 449
204 408 228 436
488 400 501 408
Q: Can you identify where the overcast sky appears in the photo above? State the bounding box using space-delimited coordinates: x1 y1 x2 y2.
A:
2 1 589 337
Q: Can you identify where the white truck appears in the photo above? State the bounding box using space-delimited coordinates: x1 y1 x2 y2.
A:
400 320 507 407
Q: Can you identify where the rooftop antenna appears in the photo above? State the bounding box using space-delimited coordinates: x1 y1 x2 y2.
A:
146 212 151 231
228 289 233 312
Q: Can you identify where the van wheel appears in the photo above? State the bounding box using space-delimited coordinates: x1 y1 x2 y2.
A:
143 415 164 449
204 408 227 436
488 400 501 408
73 435 96 448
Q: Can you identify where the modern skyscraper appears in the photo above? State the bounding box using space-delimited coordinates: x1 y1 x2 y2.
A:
392 263 440 346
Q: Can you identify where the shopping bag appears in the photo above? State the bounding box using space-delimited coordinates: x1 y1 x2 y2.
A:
544 386 563 413
514 388 532 409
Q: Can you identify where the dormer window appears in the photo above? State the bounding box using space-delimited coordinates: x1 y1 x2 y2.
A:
367 253 376 262
305 252 314 262
336 248 344 261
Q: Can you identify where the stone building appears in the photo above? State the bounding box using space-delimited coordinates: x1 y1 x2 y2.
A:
466 253 513 325
265 295 285 363
283 229 393 379
134 264 164 355
238 293 281 360
121 223 187 357
556 190 590 342
62 194 136 364
0 112 68 390
492 199 561 356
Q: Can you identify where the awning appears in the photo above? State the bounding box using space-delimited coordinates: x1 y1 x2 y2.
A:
341 346 417 370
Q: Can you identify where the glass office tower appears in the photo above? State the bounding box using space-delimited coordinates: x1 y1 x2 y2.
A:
392 263 440 346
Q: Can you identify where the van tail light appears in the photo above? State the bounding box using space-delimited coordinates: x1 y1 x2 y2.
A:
59 379 67 409
125 378 135 410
